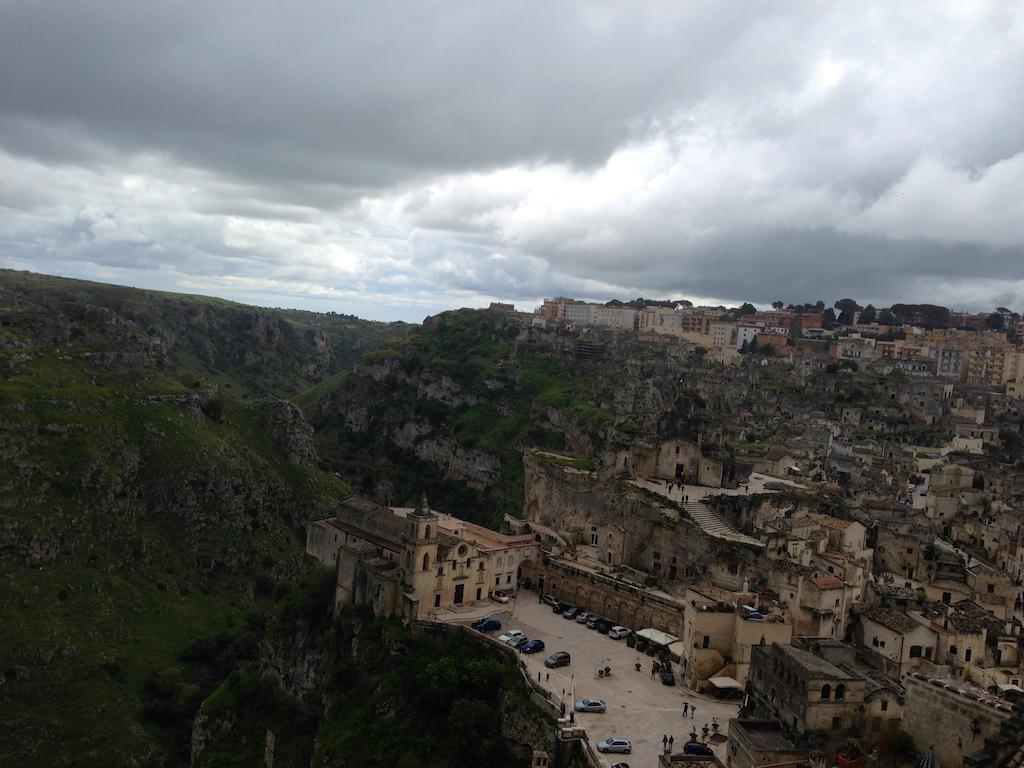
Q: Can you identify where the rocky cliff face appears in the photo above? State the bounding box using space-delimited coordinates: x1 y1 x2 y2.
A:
523 453 758 589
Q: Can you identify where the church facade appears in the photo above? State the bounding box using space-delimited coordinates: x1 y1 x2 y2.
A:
306 495 539 620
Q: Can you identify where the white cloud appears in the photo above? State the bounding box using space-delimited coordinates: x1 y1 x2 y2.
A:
2 2 1024 317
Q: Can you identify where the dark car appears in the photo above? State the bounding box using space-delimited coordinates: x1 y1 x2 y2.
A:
470 618 502 632
544 651 571 668
585 615 602 629
595 619 613 634
520 639 546 654
562 606 581 620
683 741 714 756
660 668 676 686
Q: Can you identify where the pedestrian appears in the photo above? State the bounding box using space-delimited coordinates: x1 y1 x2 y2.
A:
662 735 668 751
651 663 656 679
682 702 689 717
668 735 674 751
691 704 696 720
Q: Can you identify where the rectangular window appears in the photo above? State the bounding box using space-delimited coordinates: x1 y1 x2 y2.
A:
437 567 444 576
925 647 933 660
506 574 512 584
949 646 957 655
591 533 599 546
702 635 710 649
965 648 972 662
987 584 995 593
910 646 922 658
881 700 888 712
495 576 500 586
879 640 886 648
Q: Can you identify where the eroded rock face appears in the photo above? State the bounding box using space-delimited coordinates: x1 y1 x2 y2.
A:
523 453 757 590
259 399 318 465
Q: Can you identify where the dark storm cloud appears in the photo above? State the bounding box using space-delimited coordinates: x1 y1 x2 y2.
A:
1 2 1024 320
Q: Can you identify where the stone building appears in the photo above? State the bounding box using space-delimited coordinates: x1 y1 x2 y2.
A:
902 673 1016 767
678 585 792 688
745 642 866 735
726 719 810 768
857 607 938 681
307 495 539 619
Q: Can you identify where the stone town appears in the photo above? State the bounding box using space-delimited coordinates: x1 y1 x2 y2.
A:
309 298 1024 768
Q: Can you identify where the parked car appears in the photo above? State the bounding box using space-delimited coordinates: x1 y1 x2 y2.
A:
491 592 510 604
595 619 613 634
542 595 561 609
562 606 581 620
470 618 502 632
660 668 676 686
683 741 714 756
498 629 524 645
575 611 594 624
508 635 529 649
608 626 631 640
544 651 571 668
597 738 632 754
611 763 631 768
520 639 546 654
574 698 607 713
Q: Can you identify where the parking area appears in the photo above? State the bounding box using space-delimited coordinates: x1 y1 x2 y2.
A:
456 594 739 768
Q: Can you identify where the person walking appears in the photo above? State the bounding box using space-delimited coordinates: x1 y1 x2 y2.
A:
662 735 668 751
682 702 689 717
668 735 674 752
691 704 696 720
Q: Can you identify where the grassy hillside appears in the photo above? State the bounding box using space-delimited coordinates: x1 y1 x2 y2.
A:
0 269 409 397
300 308 708 527
299 310 613 526
0 271 401 766
192 569 557 768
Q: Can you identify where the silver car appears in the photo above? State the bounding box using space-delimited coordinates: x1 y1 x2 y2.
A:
597 738 631 754
574 698 607 713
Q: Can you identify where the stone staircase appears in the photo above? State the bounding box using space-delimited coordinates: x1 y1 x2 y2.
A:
678 500 764 548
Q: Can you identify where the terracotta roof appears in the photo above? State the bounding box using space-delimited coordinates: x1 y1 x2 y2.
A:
862 607 921 635
812 575 844 590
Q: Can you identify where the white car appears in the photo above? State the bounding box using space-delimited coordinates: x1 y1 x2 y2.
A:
491 592 511 604
574 698 607 713
597 738 632 754
498 629 524 645
608 626 631 640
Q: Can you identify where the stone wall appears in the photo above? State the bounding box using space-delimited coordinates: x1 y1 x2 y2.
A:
523 556 687 636
902 674 1014 767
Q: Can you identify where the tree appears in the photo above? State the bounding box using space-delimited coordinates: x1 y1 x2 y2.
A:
821 309 837 329
878 308 897 326
859 305 877 324
815 300 826 311
737 302 756 317
771 300 784 309
987 312 1005 331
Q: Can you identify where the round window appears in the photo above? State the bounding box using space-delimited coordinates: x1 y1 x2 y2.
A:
457 544 468 556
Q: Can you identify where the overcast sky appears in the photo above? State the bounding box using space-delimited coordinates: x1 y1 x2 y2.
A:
2 2 1023 322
